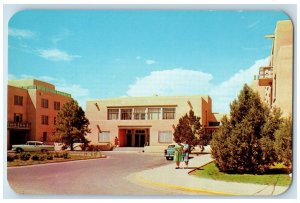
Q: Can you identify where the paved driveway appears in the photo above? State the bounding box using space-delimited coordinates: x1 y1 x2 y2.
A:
6 152 187 196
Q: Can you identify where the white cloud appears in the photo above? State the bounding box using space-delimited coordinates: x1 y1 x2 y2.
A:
37 49 81 61
126 57 269 113
127 68 213 96
145 59 156 65
209 57 269 113
8 27 36 39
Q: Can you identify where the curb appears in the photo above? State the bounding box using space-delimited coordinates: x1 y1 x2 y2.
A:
133 173 235 196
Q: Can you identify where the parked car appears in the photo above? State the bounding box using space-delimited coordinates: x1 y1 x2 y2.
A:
12 141 55 153
164 144 176 160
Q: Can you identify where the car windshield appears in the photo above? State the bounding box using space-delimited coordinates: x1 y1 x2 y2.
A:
168 145 175 148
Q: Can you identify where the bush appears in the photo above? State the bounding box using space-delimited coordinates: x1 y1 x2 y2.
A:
63 152 70 159
31 154 40 161
54 152 64 158
20 152 31 161
47 154 54 160
7 155 15 162
31 153 47 161
275 116 292 173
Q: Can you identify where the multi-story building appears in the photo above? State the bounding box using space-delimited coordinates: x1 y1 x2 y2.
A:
251 20 293 117
7 79 72 149
85 95 221 151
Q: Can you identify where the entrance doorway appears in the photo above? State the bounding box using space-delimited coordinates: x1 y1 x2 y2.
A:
134 130 145 147
119 128 149 147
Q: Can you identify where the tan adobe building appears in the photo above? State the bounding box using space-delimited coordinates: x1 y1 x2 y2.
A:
251 20 293 117
85 95 221 151
7 79 72 149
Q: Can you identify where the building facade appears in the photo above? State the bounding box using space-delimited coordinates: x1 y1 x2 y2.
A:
251 20 293 117
7 79 72 149
85 95 221 151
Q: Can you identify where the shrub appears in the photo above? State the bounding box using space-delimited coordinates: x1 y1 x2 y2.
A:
54 152 64 158
274 115 292 173
63 152 70 159
7 155 15 162
31 154 40 161
47 154 54 160
20 152 31 161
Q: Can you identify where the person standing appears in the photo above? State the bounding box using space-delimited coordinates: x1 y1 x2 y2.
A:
114 136 119 147
183 141 189 169
174 142 183 169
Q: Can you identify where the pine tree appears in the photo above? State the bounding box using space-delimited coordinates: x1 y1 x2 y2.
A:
54 99 91 151
211 84 282 174
173 109 208 150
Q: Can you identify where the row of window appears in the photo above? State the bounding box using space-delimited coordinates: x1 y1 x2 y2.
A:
14 95 61 110
13 113 57 125
98 131 173 143
107 108 176 120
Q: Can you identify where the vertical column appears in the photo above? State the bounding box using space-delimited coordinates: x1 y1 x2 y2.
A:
160 108 163 120
145 108 148 120
132 108 134 120
118 108 121 120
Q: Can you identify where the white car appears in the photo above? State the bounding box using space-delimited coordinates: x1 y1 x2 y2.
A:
12 141 55 153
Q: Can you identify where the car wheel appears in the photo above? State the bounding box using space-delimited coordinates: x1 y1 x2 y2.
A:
16 148 23 153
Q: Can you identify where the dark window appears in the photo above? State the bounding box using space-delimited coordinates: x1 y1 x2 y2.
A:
41 115 49 125
14 95 23 106
107 109 119 120
134 108 146 120
54 101 60 110
41 98 49 108
163 108 176 120
121 109 132 120
208 122 220 126
14 113 23 122
43 132 47 142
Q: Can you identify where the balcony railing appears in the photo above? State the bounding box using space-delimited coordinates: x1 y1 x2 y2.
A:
257 66 273 86
7 121 31 130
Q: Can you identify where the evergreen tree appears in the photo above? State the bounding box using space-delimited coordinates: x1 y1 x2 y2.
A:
54 99 91 151
211 84 282 174
173 110 208 150
274 115 293 173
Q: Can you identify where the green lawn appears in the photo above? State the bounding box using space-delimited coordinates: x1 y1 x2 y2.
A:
190 162 292 187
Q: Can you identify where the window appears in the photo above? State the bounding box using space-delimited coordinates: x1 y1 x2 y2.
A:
43 132 47 142
148 108 160 120
121 109 132 120
158 131 173 143
14 113 23 122
108 109 119 120
163 108 175 120
14 95 23 106
99 131 110 142
41 115 49 125
134 108 146 120
208 122 220 126
41 98 49 108
54 101 60 110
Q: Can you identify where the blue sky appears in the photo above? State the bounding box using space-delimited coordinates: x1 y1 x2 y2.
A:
8 10 290 113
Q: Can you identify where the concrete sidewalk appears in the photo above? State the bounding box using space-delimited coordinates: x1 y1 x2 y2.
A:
132 154 289 196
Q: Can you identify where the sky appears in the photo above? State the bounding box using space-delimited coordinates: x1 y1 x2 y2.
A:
7 10 290 113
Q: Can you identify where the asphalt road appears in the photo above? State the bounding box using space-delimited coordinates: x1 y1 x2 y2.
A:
7 152 188 196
